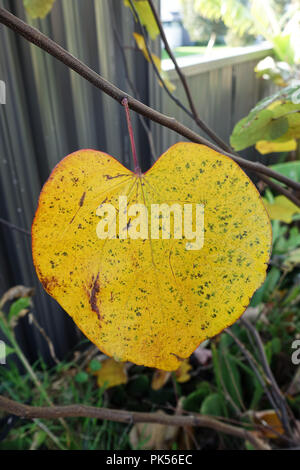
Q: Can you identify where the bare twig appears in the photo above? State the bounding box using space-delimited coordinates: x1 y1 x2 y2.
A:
0 217 31 236
32 418 66 450
0 7 299 199
0 285 34 309
128 0 198 126
258 174 300 206
226 329 281 414
240 319 294 436
28 313 59 365
0 395 270 450
147 0 232 154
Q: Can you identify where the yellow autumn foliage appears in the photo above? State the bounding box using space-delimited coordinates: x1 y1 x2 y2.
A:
263 195 300 223
92 358 128 389
256 139 297 155
124 0 159 39
32 142 271 370
23 0 56 18
175 360 192 383
133 33 176 93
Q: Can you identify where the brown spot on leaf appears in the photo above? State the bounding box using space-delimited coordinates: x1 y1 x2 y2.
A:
170 352 186 362
79 191 86 207
90 273 101 326
41 275 58 294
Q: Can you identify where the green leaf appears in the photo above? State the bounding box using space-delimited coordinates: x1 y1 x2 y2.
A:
282 248 300 271
127 375 150 397
270 161 300 184
265 338 281 364
75 371 89 383
23 0 56 19
220 354 243 407
263 267 281 300
250 266 280 306
8 297 30 322
182 381 211 412
272 34 295 65
274 226 300 253
212 343 243 415
230 85 300 151
282 284 300 306
89 359 102 372
268 117 289 141
200 393 225 417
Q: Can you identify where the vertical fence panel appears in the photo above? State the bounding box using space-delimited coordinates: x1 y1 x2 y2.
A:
150 47 274 159
0 0 149 362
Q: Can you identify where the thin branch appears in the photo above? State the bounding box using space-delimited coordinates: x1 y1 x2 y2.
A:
0 217 31 236
0 395 270 450
240 319 294 437
128 0 198 125
147 0 232 154
0 8 299 196
28 313 59 365
225 329 281 415
258 174 300 206
32 418 66 450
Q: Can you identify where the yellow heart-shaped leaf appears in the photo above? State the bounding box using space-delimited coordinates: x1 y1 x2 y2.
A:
32 143 271 370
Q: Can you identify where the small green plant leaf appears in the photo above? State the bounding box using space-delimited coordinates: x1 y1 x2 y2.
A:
8 297 30 322
200 393 225 417
182 381 211 412
75 371 89 383
89 359 102 372
230 85 300 151
270 161 300 184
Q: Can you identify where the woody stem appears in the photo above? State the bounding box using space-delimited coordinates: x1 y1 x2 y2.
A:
122 97 141 175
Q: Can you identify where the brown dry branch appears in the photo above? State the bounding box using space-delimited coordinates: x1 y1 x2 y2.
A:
0 395 270 450
146 0 232 154
240 319 295 437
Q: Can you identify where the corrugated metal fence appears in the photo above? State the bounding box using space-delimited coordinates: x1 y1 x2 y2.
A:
151 44 274 157
0 0 273 363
